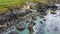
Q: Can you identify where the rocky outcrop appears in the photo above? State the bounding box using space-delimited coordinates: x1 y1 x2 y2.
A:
16 23 25 31
28 22 36 34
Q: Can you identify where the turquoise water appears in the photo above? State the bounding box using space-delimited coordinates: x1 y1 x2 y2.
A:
5 21 30 34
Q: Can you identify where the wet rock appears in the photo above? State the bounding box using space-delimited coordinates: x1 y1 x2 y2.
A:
39 15 44 18
54 27 58 31
43 19 46 21
50 11 56 14
28 23 33 30
50 5 58 11
40 21 43 24
16 23 25 31
28 23 36 34
37 8 47 16
32 17 36 21
8 31 19 34
26 18 34 23
43 5 50 10
37 8 45 12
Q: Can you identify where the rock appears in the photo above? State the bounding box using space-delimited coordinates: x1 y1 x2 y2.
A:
26 18 34 23
16 23 25 31
32 17 36 20
43 5 50 10
54 27 58 31
37 8 47 16
31 15 37 20
28 22 36 30
39 15 44 18
30 2 42 10
8 31 19 34
40 21 43 24
43 19 46 21
50 5 58 11
28 23 36 34
50 11 56 14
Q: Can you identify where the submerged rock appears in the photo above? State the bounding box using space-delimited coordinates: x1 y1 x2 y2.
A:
54 27 58 31
40 21 43 24
16 23 25 31
43 19 46 21
8 31 19 34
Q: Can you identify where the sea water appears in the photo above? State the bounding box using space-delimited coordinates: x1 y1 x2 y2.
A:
33 10 60 34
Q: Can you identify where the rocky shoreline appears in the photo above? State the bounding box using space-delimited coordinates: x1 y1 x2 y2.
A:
0 2 59 34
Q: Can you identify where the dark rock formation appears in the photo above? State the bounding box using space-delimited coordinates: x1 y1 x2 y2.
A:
50 11 56 14
50 5 58 11
16 23 25 31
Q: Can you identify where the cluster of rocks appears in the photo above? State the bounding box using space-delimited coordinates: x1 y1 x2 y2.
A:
0 7 31 32
25 2 58 19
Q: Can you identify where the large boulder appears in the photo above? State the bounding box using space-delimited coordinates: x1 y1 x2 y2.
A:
16 23 25 31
